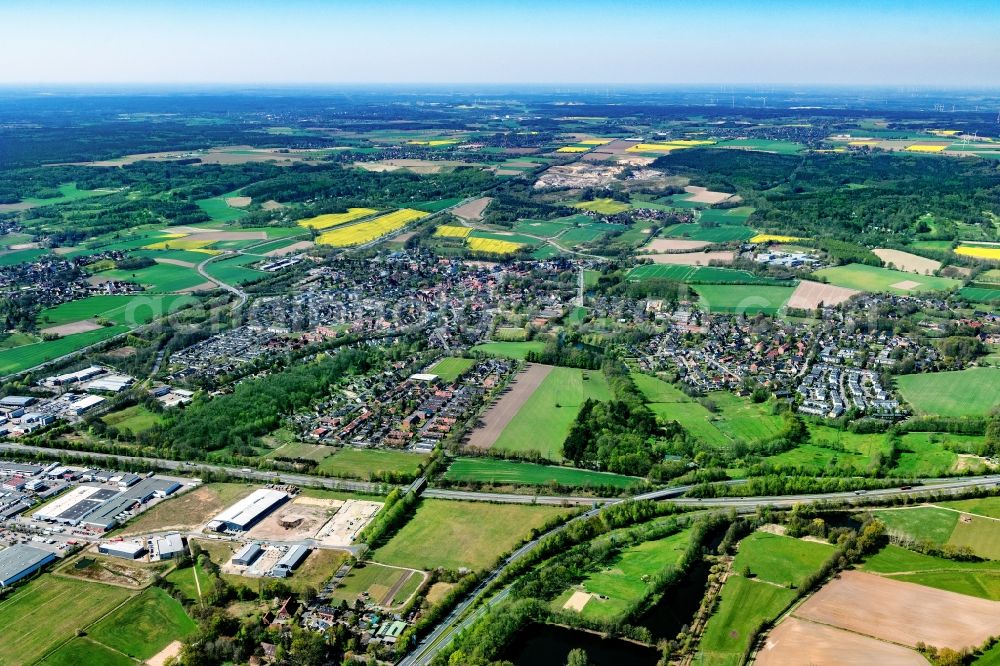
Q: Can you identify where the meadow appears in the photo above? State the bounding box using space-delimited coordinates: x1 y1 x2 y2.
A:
39 638 136 666
938 496 1000 519
101 404 164 433
196 194 248 222
315 208 427 247
316 448 428 480
732 532 834 588
693 284 796 314
328 561 422 608
960 286 1000 303
572 198 630 215
373 499 566 571
470 341 547 359
812 263 959 294
87 587 197 660
0 324 128 375
428 356 476 381
627 263 790 285
874 506 959 545
699 575 797 665
99 262 208 292
491 366 612 459
0 576 133 665
38 294 198 328
862 545 1000 600
442 457 643 489
555 529 693 622
896 368 1000 416
204 254 267 285
660 223 755 243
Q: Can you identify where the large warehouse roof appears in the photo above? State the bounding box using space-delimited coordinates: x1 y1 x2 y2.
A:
211 489 288 531
0 544 56 586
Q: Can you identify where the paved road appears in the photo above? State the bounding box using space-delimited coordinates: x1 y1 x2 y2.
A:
196 251 248 310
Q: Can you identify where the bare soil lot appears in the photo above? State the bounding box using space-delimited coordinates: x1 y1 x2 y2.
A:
354 159 475 174
889 279 922 291
146 640 183 666
759 617 925 666
786 280 860 309
645 238 712 252
684 185 735 204
261 200 284 211
41 319 103 336
466 363 553 450
247 496 342 540
452 197 492 221
794 570 1000 651
264 240 314 257
647 251 734 265
873 248 942 275
225 196 252 208
155 257 196 268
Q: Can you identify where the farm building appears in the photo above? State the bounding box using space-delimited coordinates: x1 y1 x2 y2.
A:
232 541 263 567
150 533 185 560
207 489 288 532
271 545 310 577
99 540 146 560
0 544 57 587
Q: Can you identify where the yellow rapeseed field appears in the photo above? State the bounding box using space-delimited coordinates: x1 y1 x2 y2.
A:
298 208 378 230
906 144 948 153
930 129 960 136
143 237 220 252
955 245 1000 261
751 234 802 243
579 138 614 145
408 139 458 146
466 237 524 255
625 140 714 153
315 209 428 247
848 140 880 146
556 146 590 153
434 225 472 238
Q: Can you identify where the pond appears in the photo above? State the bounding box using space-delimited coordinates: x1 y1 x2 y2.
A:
501 623 660 666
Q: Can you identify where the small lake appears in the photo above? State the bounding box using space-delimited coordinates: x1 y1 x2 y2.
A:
636 559 711 640
501 623 660 666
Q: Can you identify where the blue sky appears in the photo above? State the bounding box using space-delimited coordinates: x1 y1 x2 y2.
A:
1 0 998 85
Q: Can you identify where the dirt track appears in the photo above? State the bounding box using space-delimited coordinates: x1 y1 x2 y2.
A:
759 617 925 666
465 363 552 449
794 570 1000 650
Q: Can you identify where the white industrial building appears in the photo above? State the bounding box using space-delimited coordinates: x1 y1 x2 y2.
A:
207 489 288 532
99 540 146 560
150 533 185 561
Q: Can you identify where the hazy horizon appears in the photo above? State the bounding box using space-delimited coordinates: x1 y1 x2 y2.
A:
3 0 999 87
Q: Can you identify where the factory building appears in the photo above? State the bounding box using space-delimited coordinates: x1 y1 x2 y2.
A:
232 542 263 567
99 540 146 560
207 489 288 533
0 544 57 587
271 545 310 578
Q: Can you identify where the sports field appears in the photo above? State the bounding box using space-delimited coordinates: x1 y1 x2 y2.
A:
812 263 959 294
491 367 612 459
554 529 693 621
373 499 566 571
443 458 643 489
896 367 1000 416
428 356 476 381
0 576 133 664
316 448 428 480
315 208 427 247
88 587 197 660
693 284 796 314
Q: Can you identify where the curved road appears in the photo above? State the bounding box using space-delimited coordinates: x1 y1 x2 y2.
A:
196 251 249 310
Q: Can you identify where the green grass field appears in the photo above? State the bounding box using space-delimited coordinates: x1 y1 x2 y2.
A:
470 340 547 359
693 284 796 315
627 263 789 285
101 405 164 433
699 575 797 665
874 506 959 544
632 373 729 444
938 496 1000 519
733 532 833 588
572 198 630 215
960 286 1000 304
373 499 566 571
88 587 197 660
660 223 755 243
891 432 962 476
698 207 755 225
492 367 612 459
948 517 1000 561
264 440 336 462
812 263 959 295
164 561 208 602
39 637 136 666
896 368 1000 417
0 247 48 266
0 324 129 375
23 182 116 207
711 138 805 155
556 529 693 622
316 448 428 480
99 262 207 292
0 576 133 665
196 194 248 222
862 545 1000 600
442 458 643 489
428 356 476 381
38 294 198 328
328 562 419 607
204 254 267 285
